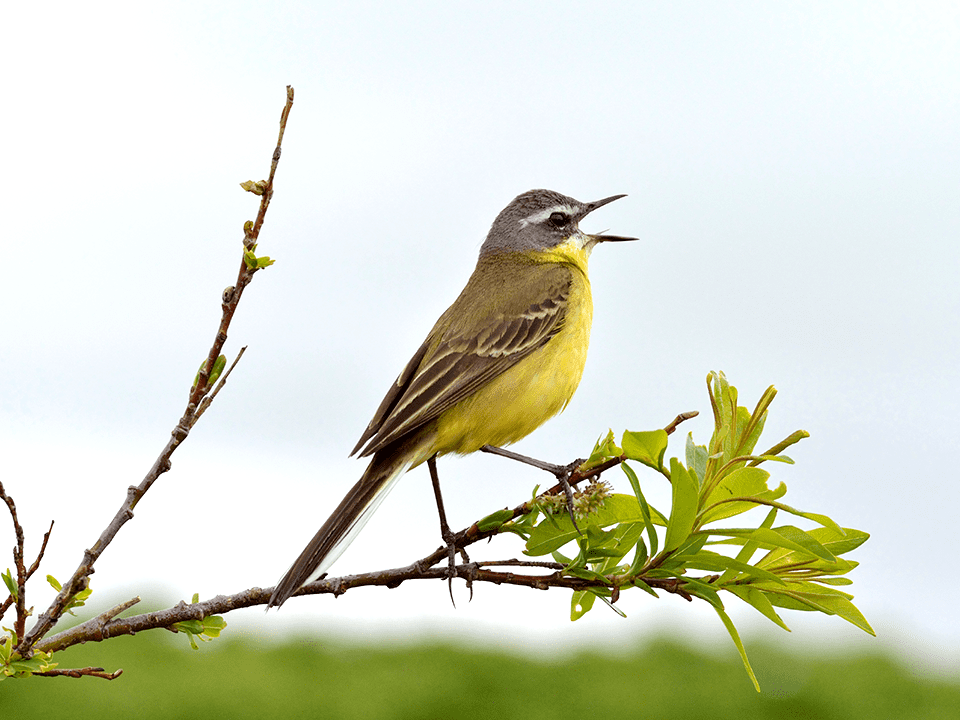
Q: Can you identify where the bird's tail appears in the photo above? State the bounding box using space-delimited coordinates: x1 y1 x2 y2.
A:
268 451 413 609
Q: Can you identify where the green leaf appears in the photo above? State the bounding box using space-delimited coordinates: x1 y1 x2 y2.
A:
174 619 204 634
756 527 862 569
714 605 760 692
580 430 622 472
808 595 875 635
682 578 723 608
477 508 514 532
738 385 776 456
699 487 787 526
208 355 227 386
699 466 776 524
589 522 645 573
663 459 698 552
761 585 874 635
631 578 659 597
627 536 648 575
717 508 778 584
685 434 708 484
706 467 771 503
47 575 62 592
751 430 810 465
525 494 665 556
595 594 628 618
725 585 791 631
705 526 836 562
749 501 844 535
672 550 783 585
621 462 660 559
2 570 16 599
201 616 227 637
571 590 597 620
621 430 668 471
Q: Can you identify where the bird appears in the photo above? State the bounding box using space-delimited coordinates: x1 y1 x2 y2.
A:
268 189 635 608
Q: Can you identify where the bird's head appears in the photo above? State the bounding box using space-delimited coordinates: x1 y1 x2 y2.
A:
480 189 636 257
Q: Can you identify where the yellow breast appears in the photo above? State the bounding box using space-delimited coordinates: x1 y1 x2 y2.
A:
432 243 594 456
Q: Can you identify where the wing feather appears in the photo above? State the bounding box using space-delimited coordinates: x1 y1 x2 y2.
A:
353 262 573 457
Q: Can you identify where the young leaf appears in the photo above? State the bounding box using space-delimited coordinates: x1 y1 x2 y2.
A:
621 429 668 471
525 494 664 556
663 459 698 552
725 585 791 631
621 462 660 559
2 570 16 599
685 434 708 484
477 508 514 532
714 605 761 692
571 590 598 621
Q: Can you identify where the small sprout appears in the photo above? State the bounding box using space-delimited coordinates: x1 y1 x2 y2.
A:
477 508 514 532
2 569 16 600
192 355 227 391
172 595 227 650
244 250 275 270
239 179 268 195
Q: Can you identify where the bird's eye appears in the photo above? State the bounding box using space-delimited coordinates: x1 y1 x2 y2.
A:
548 212 569 227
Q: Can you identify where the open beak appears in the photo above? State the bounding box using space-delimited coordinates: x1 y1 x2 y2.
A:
579 194 638 244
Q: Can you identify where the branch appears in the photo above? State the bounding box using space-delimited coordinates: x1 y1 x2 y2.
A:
34 666 124 680
35 557 698 656
0 482 27 638
17 86 295 657
33 446 694 657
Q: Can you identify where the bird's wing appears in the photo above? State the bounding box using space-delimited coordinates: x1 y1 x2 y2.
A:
352 262 573 457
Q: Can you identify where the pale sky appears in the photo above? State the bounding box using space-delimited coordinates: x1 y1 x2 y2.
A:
3 2 959 671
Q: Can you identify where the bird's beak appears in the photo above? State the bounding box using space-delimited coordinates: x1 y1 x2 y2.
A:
580 194 638 244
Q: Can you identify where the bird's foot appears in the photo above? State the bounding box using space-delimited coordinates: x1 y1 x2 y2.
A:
440 529 471 606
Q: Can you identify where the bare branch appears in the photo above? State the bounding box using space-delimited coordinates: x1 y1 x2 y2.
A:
35 557 701 655
18 87 295 657
34 666 124 680
25 520 55 583
0 481 28 636
194 346 248 422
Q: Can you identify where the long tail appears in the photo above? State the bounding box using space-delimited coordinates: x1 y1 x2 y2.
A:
268 451 412 609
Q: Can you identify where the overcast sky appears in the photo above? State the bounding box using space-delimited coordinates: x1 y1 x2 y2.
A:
3 2 958 672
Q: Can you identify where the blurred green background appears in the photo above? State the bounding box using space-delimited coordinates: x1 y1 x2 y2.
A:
5 632 958 719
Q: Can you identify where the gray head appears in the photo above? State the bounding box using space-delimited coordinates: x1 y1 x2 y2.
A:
480 189 636 257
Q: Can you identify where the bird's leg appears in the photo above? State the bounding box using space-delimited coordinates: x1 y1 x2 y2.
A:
480 445 583 535
427 456 470 604
479 444 571 476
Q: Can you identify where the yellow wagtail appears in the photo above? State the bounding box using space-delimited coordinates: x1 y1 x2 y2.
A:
268 189 635 608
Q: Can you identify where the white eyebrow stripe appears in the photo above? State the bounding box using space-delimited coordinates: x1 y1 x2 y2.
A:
518 204 579 228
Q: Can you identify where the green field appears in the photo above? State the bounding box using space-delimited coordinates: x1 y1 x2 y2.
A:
4 632 958 719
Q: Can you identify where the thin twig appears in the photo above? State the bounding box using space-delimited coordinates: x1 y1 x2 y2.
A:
474 559 564 570
34 666 123 680
0 482 27 636
18 87 295 658
35 560 701 655
664 410 699 435
194 345 248 423
25 520 55 582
